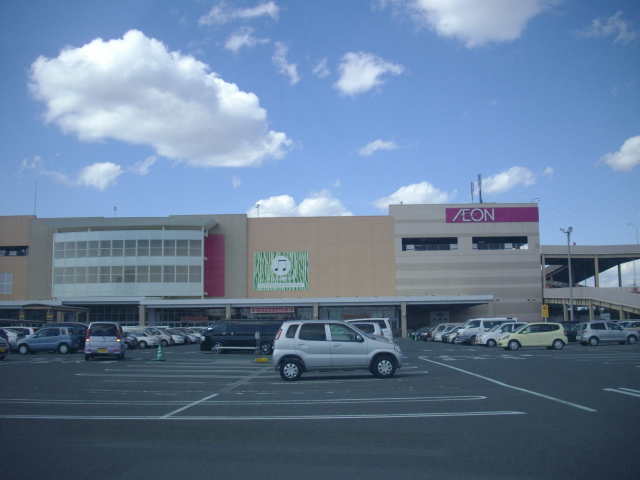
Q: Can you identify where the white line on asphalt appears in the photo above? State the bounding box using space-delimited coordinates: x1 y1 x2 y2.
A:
604 388 640 398
0 411 526 421
419 356 597 412
159 393 219 418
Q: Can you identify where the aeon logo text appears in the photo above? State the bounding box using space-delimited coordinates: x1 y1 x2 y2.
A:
451 208 495 222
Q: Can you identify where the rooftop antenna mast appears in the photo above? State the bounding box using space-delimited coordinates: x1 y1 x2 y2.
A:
470 182 475 203
477 174 483 204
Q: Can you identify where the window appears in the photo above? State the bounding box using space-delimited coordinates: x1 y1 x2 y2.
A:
299 323 327 341
0 273 13 294
473 236 528 250
329 324 360 341
0 246 29 257
402 237 458 251
285 324 299 338
591 323 606 330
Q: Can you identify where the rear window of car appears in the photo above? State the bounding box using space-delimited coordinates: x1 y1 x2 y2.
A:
91 324 118 336
591 323 606 330
285 324 299 338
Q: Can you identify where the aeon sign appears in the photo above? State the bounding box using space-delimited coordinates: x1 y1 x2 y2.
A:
446 207 539 223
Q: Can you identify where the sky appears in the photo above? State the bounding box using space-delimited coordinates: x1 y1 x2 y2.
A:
1 0 639 285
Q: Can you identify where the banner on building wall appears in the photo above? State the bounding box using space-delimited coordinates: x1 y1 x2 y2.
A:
251 307 295 314
254 251 309 291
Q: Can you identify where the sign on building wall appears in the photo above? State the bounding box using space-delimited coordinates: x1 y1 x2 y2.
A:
430 311 450 323
446 207 539 223
254 251 309 291
251 307 295 314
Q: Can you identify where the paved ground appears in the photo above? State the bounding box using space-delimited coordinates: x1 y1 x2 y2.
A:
0 339 638 479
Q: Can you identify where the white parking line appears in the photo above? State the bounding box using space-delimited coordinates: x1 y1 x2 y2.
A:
604 388 640 398
419 356 597 412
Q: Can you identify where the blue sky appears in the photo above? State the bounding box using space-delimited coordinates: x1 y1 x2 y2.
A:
1 1 639 283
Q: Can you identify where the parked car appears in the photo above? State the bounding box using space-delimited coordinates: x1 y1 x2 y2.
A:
17 326 80 354
164 329 187 345
622 321 640 337
476 322 528 347
43 322 88 348
123 328 158 349
497 322 567 351
5 326 36 337
410 326 430 341
418 326 436 341
443 325 463 343
559 321 581 343
346 321 389 341
0 328 22 351
174 328 199 344
201 320 283 355
428 323 461 342
456 317 518 345
84 321 125 361
0 336 9 360
272 320 403 381
123 331 138 349
434 324 460 342
143 327 173 346
344 318 393 342
576 321 638 346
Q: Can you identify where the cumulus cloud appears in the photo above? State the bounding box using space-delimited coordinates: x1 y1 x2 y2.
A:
372 181 455 209
543 166 554 178
601 135 640 171
129 156 157 175
224 27 270 52
578 11 638 45
272 42 300 84
29 30 292 168
382 0 548 48
334 52 405 97
199 1 279 25
231 174 241 188
358 139 400 156
250 190 352 217
481 166 536 194
38 162 123 191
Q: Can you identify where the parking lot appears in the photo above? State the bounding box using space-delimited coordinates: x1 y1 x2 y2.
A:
1 339 639 480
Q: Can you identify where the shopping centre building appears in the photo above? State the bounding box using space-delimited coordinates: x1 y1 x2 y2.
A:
1 203 638 336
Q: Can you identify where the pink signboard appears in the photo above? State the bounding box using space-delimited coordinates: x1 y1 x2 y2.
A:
446 207 539 223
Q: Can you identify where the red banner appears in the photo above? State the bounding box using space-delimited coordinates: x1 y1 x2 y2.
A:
251 307 295 314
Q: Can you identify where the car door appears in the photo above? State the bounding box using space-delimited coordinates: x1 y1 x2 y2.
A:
606 322 625 342
27 329 49 351
44 328 61 350
519 324 542 347
329 324 370 368
295 323 331 368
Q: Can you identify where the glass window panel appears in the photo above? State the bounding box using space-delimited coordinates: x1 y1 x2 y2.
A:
77 241 87 249
150 239 162 256
163 265 175 282
176 239 189 256
189 240 202 257
176 265 188 282
163 239 175 256
150 265 161 282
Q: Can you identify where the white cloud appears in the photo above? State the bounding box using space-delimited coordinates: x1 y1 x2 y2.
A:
199 1 279 25
129 156 157 175
19 156 44 173
372 181 455 209
334 52 405 97
231 174 241 188
579 11 638 45
250 190 352 217
385 0 548 48
29 30 292 168
543 166 554 178
272 42 300 85
601 135 640 171
224 27 270 52
312 58 330 78
77 162 123 190
358 139 400 156
481 166 536 194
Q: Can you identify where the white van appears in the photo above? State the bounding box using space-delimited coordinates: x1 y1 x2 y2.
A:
456 317 518 345
345 318 393 342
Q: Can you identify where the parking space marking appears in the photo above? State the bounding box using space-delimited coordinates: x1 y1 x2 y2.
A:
419 356 597 412
604 387 640 398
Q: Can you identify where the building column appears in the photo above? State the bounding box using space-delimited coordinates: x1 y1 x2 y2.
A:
225 304 231 320
313 303 319 320
594 256 600 288
563 303 568 322
618 265 623 287
588 300 594 322
487 300 495 317
401 301 407 338
138 305 146 326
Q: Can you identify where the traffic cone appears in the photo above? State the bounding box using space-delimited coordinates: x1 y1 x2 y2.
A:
154 343 165 362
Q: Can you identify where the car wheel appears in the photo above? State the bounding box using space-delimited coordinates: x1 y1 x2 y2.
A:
58 343 70 354
372 355 396 378
588 336 599 346
508 340 520 351
161 339 168 347
280 359 302 381
124 342 131 350
627 335 638 345
138 341 147 349
259 341 273 355
552 339 565 350
486 339 497 348
469 336 476 345
213 341 224 353
85 354 90 361
18 344 29 355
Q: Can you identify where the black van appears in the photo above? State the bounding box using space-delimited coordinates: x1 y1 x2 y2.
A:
200 320 283 355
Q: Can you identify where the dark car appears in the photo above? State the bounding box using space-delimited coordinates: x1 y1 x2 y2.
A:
201 319 283 355
559 321 581 342
123 331 138 350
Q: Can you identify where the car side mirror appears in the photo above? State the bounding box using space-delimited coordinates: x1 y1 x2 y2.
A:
356 335 364 343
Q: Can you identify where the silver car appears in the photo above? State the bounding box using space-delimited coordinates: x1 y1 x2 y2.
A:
85 322 125 360
576 321 638 346
272 320 403 381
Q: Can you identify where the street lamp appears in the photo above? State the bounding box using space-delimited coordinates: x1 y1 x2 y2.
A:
560 227 574 321
255 204 260 218
629 223 638 286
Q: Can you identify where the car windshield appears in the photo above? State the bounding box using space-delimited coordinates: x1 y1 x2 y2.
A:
341 324 373 340
512 324 527 334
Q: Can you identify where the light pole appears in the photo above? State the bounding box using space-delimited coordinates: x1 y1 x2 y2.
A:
255 204 260 218
560 227 574 321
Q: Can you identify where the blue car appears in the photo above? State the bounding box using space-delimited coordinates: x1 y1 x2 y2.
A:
17 326 80 354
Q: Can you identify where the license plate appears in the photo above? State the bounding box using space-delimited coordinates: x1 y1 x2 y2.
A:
98 348 108 353
0 347 5 353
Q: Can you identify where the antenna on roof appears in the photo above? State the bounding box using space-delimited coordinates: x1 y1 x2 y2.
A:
470 182 475 203
477 174 483 204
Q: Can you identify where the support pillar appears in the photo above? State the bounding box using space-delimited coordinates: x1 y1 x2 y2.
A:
563 303 568 322
618 264 622 287
594 256 600 288
588 300 594 322
225 304 231 320
313 303 319 320
401 301 407 338
138 305 146 326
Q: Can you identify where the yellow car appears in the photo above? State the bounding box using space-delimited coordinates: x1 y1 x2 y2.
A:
498 322 568 351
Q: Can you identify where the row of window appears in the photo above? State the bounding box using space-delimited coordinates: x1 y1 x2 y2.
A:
402 236 528 252
54 240 202 259
53 265 202 284
0 246 28 257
